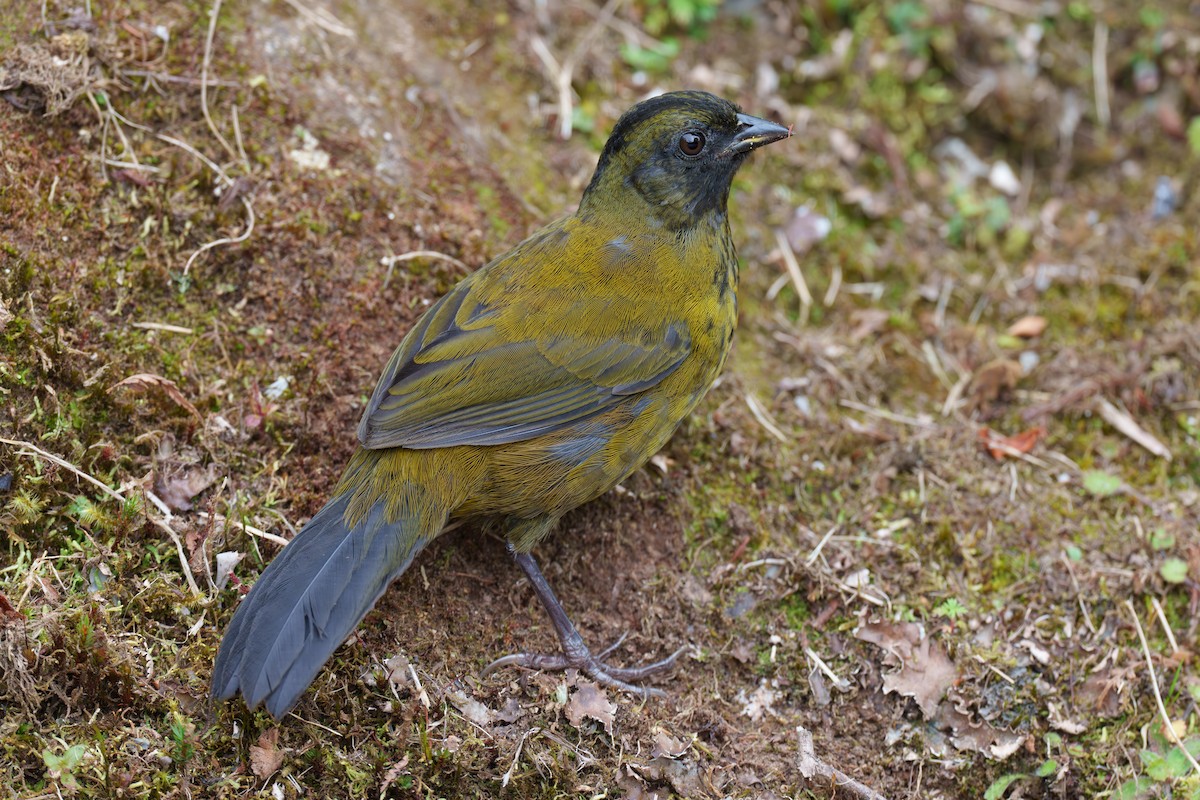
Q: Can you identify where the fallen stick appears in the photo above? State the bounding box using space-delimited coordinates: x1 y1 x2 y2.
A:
797 725 892 800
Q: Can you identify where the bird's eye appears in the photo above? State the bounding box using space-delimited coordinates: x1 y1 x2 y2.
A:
678 130 706 157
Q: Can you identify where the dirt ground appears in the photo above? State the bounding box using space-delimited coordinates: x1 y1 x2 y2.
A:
2 1 1200 798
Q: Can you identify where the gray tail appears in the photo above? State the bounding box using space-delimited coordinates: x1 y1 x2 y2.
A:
211 492 437 718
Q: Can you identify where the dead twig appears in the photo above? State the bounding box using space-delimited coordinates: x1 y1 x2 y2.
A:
797 725 892 800
501 727 540 788
201 0 238 166
197 511 290 548
531 0 624 140
1 437 124 503
1151 597 1179 655
1125 599 1200 777
1 438 205 595
1093 21 1110 130
131 321 194 334
1094 397 1172 461
144 491 202 596
280 0 355 38
381 250 471 288
745 394 788 443
182 195 255 276
774 227 813 318
840 400 934 429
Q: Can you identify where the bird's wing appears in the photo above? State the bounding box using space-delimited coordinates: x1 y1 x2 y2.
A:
356 262 691 450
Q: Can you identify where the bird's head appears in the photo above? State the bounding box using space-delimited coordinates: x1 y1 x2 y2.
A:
579 91 790 230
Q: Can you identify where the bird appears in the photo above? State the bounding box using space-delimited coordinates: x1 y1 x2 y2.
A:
211 90 790 719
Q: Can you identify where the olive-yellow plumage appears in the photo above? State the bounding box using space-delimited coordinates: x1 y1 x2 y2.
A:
212 91 789 718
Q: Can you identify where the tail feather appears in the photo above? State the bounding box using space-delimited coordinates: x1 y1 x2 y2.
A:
212 491 441 718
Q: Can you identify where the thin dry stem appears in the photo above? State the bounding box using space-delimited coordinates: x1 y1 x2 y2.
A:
1093 22 1110 130
1124 599 1200 776
797 725 892 800
1 437 125 502
201 0 238 164
775 227 813 315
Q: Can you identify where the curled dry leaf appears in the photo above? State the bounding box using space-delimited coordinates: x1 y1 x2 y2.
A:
153 465 218 512
855 620 956 717
650 730 690 760
740 680 781 722
383 654 411 689
784 204 832 255
213 551 243 591
249 728 284 779
1006 315 1047 338
565 682 617 735
447 690 495 727
979 425 1047 460
967 358 1023 412
1078 666 1129 718
495 696 523 723
108 373 202 421
934 702 1024 760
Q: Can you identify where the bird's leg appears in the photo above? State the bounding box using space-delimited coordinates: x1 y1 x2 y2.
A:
483 543 686 696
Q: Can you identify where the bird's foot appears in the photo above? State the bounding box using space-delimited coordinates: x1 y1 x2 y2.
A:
484 634 688 697
494 545 687 697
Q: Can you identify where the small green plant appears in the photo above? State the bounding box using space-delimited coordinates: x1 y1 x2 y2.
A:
621 0 720 73
885 0 933 55
1161 557 1189 584
636 0 720 36
944 189 1011 250
43 743 88 790
167 708 196 765
933 597 968 620
1114 737 1200 799
984 732 1064 798
619 38 681 73
1188 117 1200 157
1081 470 1123 497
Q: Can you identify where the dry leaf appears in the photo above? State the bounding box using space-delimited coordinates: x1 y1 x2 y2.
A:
153 465 218 512
979 426 1047 460
495 696 523 723
1006 315 1047 338
379 754 411 797
848 308 890 342
1078 667 1128 718
109 373 202 421
967 358 1022 412
855 621 956 717
214 551 243 591
650 730 690 759
249 728 284 779
784 204 832 255
1048 703 1087 735
679 575 713 607
740 680 780 722
729 640 753 664
934 702 1024 760
447 690 494 727
565 682 617 735
635 756 707 797
0 592 19 622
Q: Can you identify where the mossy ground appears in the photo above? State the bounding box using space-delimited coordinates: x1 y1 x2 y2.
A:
2 1 1199 798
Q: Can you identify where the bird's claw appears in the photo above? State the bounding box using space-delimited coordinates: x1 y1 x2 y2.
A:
484 638 689 697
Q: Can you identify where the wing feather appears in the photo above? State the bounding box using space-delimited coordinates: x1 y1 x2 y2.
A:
356 235 690 450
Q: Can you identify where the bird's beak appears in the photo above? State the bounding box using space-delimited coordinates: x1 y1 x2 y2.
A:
727 112 791 155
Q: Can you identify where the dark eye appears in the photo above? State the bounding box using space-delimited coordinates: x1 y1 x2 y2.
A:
678 130 706 157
